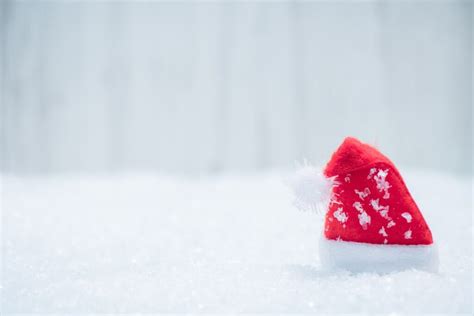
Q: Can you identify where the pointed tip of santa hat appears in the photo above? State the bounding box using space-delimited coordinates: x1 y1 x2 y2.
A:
324 137 393 177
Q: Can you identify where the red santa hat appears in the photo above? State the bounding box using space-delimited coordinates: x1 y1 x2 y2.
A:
288 137 438 272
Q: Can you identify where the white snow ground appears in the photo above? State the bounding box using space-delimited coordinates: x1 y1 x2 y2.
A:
1 169 472 314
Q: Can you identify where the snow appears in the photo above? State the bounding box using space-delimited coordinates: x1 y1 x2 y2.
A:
357 210 372 230
1 169 472 313
354 187 370 200
373 169 391 199
353 201 371 230
401 212 413 223
370 198 390 219
333 208 348 223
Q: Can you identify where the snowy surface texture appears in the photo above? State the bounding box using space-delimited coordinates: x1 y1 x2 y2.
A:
1 170 472 313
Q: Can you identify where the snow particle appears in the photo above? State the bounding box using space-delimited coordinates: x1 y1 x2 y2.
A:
379 209 389 219
368 168 377 179
353 201 364 213
404 229 412 239
358 211 371 230
383 238 388 244
387 220 396 228
370 198 390 219
370 198 381 210
344 174 351 183
379 226 388 237
355 187 371 200
401 212 412 223
333 207 348 223
353 202 371 229
373 169 391 199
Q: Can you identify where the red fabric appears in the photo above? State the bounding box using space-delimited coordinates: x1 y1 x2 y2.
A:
323 137 433 245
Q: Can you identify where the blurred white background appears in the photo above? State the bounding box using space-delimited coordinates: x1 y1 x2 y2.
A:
1 0 472 175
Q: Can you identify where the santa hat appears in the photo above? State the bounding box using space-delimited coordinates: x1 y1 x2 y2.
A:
288 137 438 273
